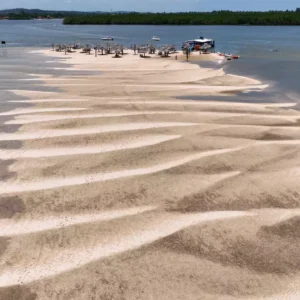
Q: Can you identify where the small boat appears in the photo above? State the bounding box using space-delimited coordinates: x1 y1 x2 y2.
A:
225 53 240 59
152 36 160 41
101 36 114 41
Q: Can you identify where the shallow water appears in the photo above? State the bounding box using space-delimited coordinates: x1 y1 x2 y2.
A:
1 20 299 102
0 47 99 112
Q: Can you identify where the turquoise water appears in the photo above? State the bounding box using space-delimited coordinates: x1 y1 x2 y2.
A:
0 19 300 102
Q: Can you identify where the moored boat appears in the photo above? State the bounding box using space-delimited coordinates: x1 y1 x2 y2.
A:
152 36 160 41
224 53 240 59
101 36 114 41
182 37 215 50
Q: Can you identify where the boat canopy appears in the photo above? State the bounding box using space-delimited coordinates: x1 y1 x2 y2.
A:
184 38 214 44
193 38 214 43
182 37 215 50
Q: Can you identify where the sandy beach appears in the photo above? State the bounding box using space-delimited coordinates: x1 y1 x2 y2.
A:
1 48 300 300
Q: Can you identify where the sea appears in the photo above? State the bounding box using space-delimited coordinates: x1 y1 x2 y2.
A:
0 19 300 106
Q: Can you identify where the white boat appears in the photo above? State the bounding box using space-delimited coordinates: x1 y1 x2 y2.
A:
152 36 160 41
101 36 114 41
224 53 240 59
182 37 215 50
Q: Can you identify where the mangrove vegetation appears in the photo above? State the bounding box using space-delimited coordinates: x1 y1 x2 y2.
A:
63 10 300 26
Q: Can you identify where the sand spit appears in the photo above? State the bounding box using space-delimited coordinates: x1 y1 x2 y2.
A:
51 67 81 71
117 83 269 92
1 48 300 299
43 83 268 91
0 135 181 159
5 111 180 125
108 100 296 109
0 122 198 141
0 210 252 287
0 107 88 116
0 206 156 236
19 78 84 81
266 103 298 108
8 99 89 103
0 151 241 194
6 90 58 98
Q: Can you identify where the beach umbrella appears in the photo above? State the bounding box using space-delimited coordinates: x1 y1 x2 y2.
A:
199 43 212 53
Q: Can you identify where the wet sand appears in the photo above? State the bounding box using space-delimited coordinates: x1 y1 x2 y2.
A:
1 48 300 300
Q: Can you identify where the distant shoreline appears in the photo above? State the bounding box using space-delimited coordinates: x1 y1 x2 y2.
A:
63 24 300 26
1 20 300 27
1 9 300 25
63 11 300 26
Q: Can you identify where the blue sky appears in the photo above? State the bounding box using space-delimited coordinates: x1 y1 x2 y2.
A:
0 0 299 12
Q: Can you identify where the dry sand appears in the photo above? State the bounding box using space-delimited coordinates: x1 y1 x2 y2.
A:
1 49 300 300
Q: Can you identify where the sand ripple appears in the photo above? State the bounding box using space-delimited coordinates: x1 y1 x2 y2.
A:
1 49 300 299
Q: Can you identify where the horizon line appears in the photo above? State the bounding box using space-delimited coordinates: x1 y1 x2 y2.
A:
0 7 299 13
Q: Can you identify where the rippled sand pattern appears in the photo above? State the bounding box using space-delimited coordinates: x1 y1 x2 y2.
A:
1 49 300 300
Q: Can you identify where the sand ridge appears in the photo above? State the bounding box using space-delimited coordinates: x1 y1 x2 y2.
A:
5 111 181 125
0 206 157 236
8 99 89 103
0 134 181 159
0 107 88 116
0 152 241 194
0 210 252 287
0 122 198 141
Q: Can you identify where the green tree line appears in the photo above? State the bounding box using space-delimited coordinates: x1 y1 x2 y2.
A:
3 12 78 20
64 11 300 25
0 8 100 20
